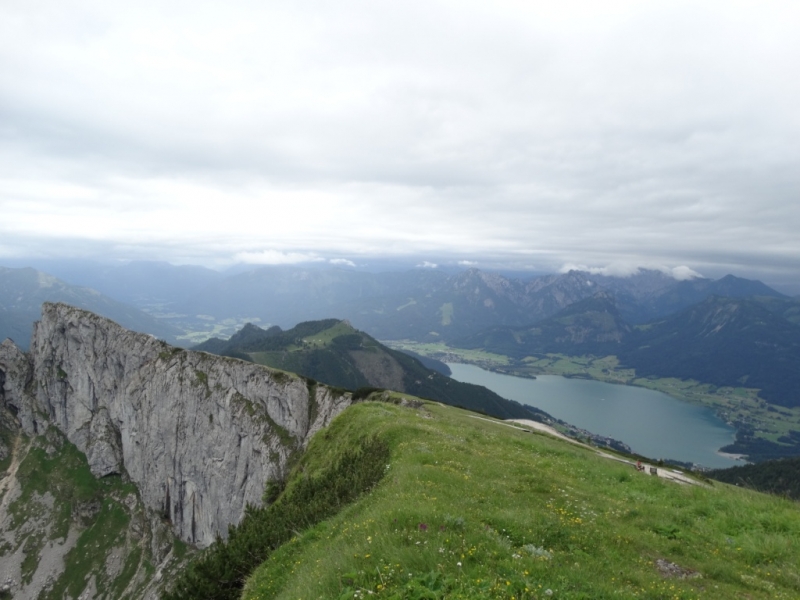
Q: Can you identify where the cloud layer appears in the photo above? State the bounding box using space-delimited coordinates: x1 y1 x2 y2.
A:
1 1 799 286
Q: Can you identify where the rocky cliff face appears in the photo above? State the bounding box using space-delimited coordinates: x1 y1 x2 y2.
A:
1 303 353 548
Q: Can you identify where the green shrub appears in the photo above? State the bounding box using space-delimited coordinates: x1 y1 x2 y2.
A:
162 435 390 600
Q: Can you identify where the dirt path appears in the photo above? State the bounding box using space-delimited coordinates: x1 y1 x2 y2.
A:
469 415 705 487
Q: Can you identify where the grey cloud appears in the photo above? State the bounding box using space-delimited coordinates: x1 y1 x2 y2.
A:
0 1 798 290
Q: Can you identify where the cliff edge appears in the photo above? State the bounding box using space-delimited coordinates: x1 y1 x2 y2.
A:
0 303 352 548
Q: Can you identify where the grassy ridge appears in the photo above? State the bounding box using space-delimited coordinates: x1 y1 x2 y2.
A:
239 400 800 599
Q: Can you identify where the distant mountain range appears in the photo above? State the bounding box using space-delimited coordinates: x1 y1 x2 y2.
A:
194 319 550 422
4 260 799 464
7 259 225 308
178 266 791 342
35 261 785 341
457 293 800 409
458 291 632 357
6 260 791 341
0 266 182 347
620 296 800 407
3 260 798 408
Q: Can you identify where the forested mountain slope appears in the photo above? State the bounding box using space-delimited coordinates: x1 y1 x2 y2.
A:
195 319 549 421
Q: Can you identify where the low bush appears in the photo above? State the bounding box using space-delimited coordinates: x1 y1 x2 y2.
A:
163 434 390 600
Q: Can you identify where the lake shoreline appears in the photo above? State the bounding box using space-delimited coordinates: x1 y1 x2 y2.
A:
447 362 740 469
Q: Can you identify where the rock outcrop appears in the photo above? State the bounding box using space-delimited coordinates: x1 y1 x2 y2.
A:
0 303 352 548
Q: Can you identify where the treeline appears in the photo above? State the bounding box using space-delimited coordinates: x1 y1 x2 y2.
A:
709 457 800 501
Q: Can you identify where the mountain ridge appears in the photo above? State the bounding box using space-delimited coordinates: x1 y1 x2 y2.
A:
3 262 789 349
620 295 800 407
194 319 550 422
455 292 800 410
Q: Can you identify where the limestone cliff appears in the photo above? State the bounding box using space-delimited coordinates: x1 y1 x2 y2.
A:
1 303 353 548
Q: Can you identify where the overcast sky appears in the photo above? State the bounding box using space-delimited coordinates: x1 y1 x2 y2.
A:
2 1 799 289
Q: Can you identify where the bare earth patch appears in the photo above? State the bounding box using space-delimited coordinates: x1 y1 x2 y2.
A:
655 558 702 579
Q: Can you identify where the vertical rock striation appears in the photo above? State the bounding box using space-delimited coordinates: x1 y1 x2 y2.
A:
0 303 352 548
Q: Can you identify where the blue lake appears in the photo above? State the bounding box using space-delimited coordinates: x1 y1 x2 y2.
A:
447 363 740 469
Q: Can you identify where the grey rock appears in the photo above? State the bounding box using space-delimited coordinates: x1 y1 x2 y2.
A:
1 302 353 547
0 338 32 422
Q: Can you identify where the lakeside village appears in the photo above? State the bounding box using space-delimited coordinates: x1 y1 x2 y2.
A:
550 418 704 472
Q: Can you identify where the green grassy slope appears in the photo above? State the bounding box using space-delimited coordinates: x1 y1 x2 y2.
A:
222 400 800 600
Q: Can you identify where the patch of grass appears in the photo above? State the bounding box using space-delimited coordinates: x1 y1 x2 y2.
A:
440 302 454 326
9 433 106 535
230 392 298 449
306 379 320 424
43 499 132 599
109 545 143 598
238 401 800 600
262 411 297 449
269 369 296 386
300 320 358 347
194 369 209 387
20 532 46 584
6 429 160 599
173 538 189 560
158 346 185 361
0 426 15 473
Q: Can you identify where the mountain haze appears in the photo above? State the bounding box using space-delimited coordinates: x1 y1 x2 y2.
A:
620 296 800 408
5 260 225 308
161 265 788 344
7 261 788 349
0 266 182 347
458 291 632 357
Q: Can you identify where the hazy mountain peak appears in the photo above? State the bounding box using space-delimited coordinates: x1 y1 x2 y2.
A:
0 266 182 347
711 274 787 298
36 270 59 288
